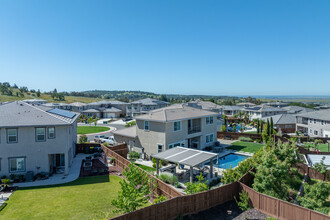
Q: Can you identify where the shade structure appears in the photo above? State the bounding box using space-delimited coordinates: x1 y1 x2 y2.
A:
152 147 218 167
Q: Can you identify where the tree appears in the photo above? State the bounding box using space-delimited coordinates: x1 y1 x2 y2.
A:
78 135 88 144
87 117 93 125
184 173 209 195
111 163 150 213
93 117 99 126
297 181 330 214
313 157 328 181
36 89 41 97
253 141 299 200
270 117 274 135
262 121 270 143
257 120 260 134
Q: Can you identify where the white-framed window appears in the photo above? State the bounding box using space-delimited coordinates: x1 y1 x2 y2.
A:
206 134 214 143
314 130 318 135
206 116 214 125
48 127 55 139
9 157 25 173
7 128 18 143
169 141 185 149
173 121 181 132
36 128 46 142
144 121 149 130
310 129 312 133
314 119 316 124
158 144 163 153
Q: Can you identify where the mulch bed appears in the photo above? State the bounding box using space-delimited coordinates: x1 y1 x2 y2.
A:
0 186 18 193
79 158 123 177
183 200 269 220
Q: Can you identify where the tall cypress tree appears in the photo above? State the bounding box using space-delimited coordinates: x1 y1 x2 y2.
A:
257 120 260 134
260 121 263 134
267 119 270 136
270 117 274 135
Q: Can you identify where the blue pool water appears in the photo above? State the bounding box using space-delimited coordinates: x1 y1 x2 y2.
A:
207 153 250 169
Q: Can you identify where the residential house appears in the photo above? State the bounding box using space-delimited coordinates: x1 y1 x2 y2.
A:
113 104 219 157
243 105 287 120
221 105 243 116
264 101 289 108
126 98 169 117
261 114 297 133
69 102 87 112
22 98 48 105
186 100 223 130
0 101 79 177
281 106 314 114
83 100 127 118
236 102 256 108
296 109 330 137
42 103 72 111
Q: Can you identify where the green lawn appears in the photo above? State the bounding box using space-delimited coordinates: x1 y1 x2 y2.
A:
77 126 110 134
301 143 330 152
226 141 265 153
134 163 156 173
0 176 125 220
245 131 258 134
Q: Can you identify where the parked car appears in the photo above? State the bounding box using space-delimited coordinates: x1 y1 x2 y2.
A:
94 135 105 143
100 136 114 145
122 116 133 122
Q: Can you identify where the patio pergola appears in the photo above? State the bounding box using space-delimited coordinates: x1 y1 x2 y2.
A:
152 147 218 183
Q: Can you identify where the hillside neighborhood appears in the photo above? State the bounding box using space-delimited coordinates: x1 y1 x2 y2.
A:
0 93 329 219
2 1 330 219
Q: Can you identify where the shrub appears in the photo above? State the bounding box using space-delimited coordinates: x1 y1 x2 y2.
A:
103 142 109 147
159 174 178 185
128 151 140 161
78 135 88 144
184 173 209 195
10 174 16 180
238 137 252 142
152 163 156 168
174 182 181 188
235 191 250 211
160 160 168 166
153 194 167 204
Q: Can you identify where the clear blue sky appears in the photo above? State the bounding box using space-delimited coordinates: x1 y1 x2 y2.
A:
1 0 330 96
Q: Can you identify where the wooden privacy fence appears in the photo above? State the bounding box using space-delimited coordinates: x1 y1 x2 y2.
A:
238 171 330 220
296 162 330 181
239 183 330 220
101 145 183 199
111 182 239 220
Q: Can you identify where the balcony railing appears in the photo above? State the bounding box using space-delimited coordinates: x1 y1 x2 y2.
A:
188 126 201 134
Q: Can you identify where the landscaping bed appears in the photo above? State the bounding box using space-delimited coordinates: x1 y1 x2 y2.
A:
77 126 110 134
183 200 269 220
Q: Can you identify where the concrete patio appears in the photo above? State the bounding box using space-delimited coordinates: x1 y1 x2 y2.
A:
14 154 91 188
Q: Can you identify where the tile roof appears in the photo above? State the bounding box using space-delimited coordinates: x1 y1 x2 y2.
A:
187 100 222 110
103 107 122 113
261 114 297 125
281 106 314 114
82 109 100 113
131 98 169 106
135 104 219 122
296 109 330 121
0 101 79 127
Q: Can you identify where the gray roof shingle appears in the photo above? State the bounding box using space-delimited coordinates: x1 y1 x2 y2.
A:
0 101 79 127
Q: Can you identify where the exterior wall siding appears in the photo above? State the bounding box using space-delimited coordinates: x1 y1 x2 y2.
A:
0 124 76 177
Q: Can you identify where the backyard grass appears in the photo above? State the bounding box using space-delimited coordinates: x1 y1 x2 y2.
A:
77 126 110 134
226 141 265 153
134 163 156 173
301 143 330 152
0 176 129 220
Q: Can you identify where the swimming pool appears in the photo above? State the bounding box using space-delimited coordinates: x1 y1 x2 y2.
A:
207 153 250 169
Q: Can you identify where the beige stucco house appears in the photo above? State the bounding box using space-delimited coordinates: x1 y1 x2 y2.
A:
114 104 219 158
0 101 79 177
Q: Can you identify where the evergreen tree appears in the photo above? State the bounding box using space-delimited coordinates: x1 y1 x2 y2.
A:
257 120 260 134
270 117 274 135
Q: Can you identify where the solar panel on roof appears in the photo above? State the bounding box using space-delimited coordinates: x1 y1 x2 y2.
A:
47 108 76 119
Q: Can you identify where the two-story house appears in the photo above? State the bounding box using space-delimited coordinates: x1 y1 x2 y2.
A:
296 110 330 137
0 101 79 177
114 104 218 157
126 98 169 117
243 105 287 120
